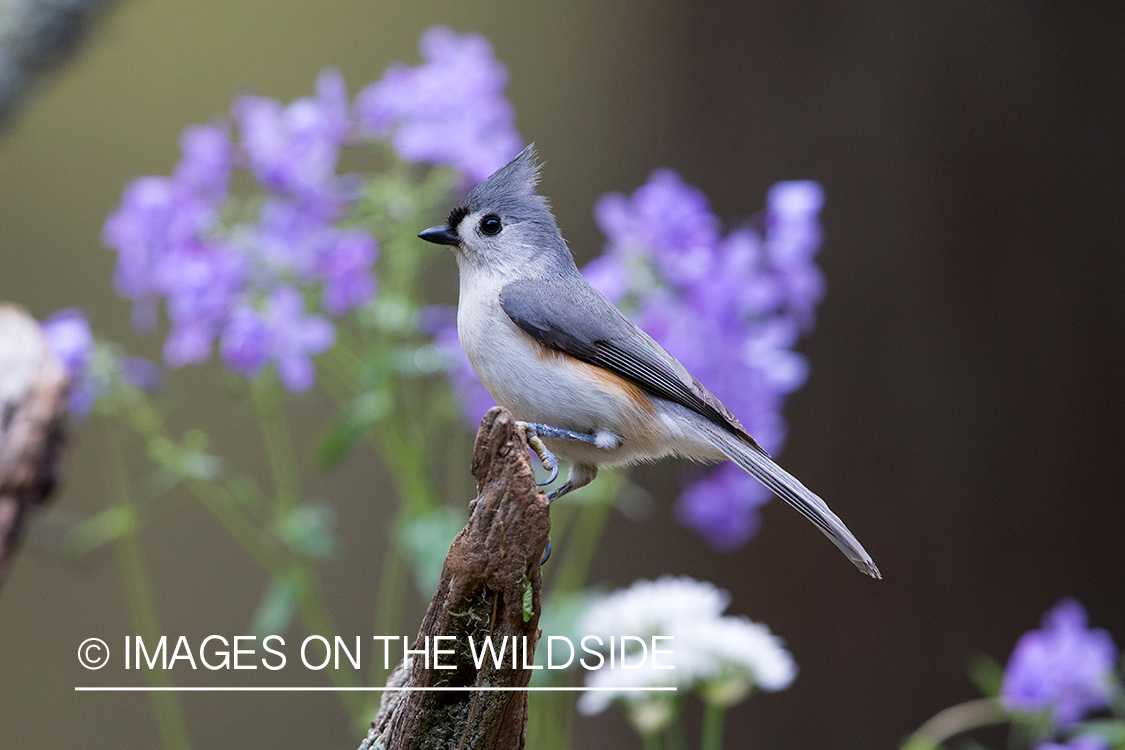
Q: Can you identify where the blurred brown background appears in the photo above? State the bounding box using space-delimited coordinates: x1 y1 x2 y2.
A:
1 1 1123 748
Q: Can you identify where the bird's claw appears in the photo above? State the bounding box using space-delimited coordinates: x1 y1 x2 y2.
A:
520 422 560 487
537 461 559 487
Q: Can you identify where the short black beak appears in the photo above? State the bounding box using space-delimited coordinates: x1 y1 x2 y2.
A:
417 225 460 247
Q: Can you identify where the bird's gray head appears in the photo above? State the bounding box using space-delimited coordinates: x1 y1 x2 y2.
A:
417 144 573 275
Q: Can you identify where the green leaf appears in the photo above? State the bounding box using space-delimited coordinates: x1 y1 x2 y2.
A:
61 505 136 559
521 573 533 623
967 653 1005 697
314 417 363 468
400 507 468 598
899 739 940 750
226 475 266 509
249 570 310 638
145 434 221 481
1077 719 1125 747
530 589 604 682
314 389 392 468
273 503 338 559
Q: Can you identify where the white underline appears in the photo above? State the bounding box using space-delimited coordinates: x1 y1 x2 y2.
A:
75 686 677 692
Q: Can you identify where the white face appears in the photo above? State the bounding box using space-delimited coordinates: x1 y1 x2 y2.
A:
453 208 538 275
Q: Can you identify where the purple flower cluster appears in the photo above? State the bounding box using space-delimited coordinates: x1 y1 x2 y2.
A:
587 171 826 549
1001 599 1118 730
102 70 372 391
41 308 160 417
354 26 522 182
103 28 518 392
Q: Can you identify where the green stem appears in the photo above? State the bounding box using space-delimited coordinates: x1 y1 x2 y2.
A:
321 342 442 691
119 389 283 572
701 703 726 750
322 340 441 515
184 478 284 571
370 537 408 685
551 496 613 596
379 419 440 514
250 377 301 516
902 697 1009 750
642 732 662 750
668 704 688 750
247 375 367 724
106 429 193 750
293 566 366 724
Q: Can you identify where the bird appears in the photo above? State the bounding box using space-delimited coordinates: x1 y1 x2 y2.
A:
418 144 880 579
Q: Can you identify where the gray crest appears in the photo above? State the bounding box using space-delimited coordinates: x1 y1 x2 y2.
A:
464 144 548 221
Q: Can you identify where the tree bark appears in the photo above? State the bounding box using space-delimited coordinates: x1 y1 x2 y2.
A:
359 407 551 750
0 304 67 591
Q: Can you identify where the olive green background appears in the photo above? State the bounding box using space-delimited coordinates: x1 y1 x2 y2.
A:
2 1 1123 748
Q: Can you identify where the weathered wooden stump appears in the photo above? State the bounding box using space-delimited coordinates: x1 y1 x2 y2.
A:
360 407 551 750
0 304 68 591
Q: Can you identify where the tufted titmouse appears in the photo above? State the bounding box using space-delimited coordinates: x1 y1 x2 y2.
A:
419 145 880 578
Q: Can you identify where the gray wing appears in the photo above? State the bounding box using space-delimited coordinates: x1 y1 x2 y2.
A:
498 277 768 456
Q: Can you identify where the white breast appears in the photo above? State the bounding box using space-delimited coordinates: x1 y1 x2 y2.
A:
456 271 660 453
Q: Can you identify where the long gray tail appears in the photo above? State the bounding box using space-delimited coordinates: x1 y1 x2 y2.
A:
710 428 881 579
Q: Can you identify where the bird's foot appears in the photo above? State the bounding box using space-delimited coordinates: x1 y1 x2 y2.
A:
520 422 602 487
546 482 574 503
521 422 600 445
520 422 561 486
540 537 552 565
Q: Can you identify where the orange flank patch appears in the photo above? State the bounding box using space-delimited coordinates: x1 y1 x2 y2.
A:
526 335 656 414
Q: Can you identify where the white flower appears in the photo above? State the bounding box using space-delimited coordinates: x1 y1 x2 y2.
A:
577 575 797 719
578 576 729 640
577 660 678 716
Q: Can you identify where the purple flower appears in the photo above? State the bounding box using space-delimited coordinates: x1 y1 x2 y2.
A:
40 309 161 416
250 198 379 313
267 287 335 392
582 256 630 303
765 181 826 330
595 169 721 287
1001 599 1118 728
174 123 233 199
253 198 332 278
42 308 96 416
41 308 93 380
354 26 522 182
120 356 162 391
104 123 235 330
158 244 247 367
220 287 334 393
1036 738 1110 750
102 176 218 311
675 464 773 550
585 171 825 548
317 230 378 316
220 306 273 378
103 68 376 385
233 69 351 205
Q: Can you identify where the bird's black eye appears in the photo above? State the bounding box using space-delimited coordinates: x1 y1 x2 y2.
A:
479 214 502 236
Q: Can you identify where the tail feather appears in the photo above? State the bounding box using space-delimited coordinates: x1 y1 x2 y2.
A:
712 429 881 579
